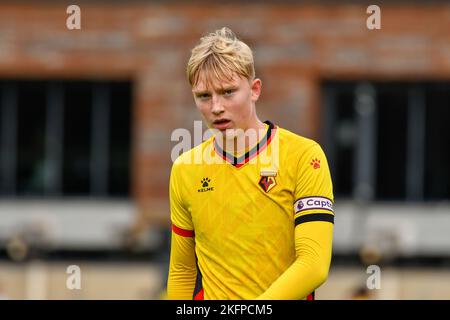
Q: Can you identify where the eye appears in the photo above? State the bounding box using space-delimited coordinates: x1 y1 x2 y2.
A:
197 93 210 100
223 89 234 96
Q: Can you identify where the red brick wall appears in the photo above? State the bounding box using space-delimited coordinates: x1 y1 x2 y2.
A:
1 3 449 226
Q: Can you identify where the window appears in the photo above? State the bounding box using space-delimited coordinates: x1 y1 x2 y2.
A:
425 84 450 200
0 80 132 198
322 81 450 202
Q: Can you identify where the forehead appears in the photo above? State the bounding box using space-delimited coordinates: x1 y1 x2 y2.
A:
192 71 244 92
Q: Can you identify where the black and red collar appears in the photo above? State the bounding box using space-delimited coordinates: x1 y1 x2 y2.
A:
213 121 277 168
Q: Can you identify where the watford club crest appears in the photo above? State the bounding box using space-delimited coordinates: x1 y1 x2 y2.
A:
258 176 277 193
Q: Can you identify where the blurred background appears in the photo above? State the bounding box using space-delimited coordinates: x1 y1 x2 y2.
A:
0 0 449 299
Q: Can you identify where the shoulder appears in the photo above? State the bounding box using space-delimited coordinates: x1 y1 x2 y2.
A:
274 126 330 172
276 126 321 155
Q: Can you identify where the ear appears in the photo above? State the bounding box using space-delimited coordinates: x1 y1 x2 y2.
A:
250 78 262 102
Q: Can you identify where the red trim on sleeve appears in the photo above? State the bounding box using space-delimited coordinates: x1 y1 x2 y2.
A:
194 288 204 300
172 224 195 237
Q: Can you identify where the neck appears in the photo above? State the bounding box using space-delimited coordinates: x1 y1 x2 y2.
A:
217 118 266 155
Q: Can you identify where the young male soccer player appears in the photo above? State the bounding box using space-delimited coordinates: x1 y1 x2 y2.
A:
167 27 334 300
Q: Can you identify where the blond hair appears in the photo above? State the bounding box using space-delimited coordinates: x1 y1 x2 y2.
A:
187 27 255 87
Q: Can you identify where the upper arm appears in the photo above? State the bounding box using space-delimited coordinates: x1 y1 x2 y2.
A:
292 142 334 281
167 162 197 299
170 162 194 232
294 143 334 228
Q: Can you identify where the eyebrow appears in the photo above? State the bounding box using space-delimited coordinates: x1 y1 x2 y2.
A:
193 90 210 96
192 88 207 93
192 85 237 95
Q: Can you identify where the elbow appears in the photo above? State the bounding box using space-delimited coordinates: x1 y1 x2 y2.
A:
311 246 332 287
315 263 330 287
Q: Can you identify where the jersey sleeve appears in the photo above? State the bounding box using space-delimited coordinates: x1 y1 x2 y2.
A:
166 161 197 299
256 142 334 300
256 219 333 300
293 143 334 225
169 161 194 232
167 231 197 299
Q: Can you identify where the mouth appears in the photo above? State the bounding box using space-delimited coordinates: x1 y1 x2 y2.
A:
212 119 231 130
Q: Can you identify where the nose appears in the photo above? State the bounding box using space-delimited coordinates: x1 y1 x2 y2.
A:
211 95 224 115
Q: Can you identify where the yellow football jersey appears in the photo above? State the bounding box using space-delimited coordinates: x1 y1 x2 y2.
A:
168 121 334 300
